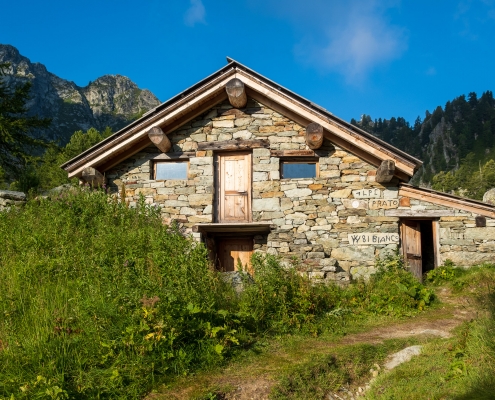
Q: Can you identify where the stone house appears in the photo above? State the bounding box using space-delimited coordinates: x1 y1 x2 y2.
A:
61 59 495 282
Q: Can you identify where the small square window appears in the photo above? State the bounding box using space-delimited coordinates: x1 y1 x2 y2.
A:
281 161 318 179
154 161 188 180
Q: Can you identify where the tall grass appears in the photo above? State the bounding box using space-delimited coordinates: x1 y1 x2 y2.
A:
0 189 436 399
0 190 237 398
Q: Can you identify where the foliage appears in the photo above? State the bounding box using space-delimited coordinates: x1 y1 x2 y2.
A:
346 255 435 316
351 90 495 189
239 255 343 333
424 261 466 286
432 155 495 200
366 265 495 400
0 190 238 399
270 339 416 400
0 62 51 179
35 127 112 190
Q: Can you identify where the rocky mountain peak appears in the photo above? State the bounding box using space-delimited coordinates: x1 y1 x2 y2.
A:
0 44 161 144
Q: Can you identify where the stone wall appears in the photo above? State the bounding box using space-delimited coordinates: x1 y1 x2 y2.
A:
387 197 495 266
106 99 495 281
0 190 26 211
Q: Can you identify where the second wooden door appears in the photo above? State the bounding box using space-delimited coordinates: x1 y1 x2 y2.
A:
401 220 423 281
218 152 251 222
217 238 253 273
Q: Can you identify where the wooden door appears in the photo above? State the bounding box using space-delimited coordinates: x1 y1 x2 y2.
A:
217 238 253 273
218 152 251 222
401 220 423 281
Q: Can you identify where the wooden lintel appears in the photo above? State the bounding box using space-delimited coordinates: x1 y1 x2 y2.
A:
225 78 247 108
385 209 455 217
376 160 396 183
152 152 195 160
270 150 315 157
147 126 171 153
81 167 106 186
193 222 274 234
197 139 269 151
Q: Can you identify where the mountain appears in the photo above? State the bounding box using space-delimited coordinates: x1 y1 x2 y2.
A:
0 44 161 144
352 91 495 192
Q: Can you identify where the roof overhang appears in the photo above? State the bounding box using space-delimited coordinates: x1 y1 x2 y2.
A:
61 58 423 181
399 184 495 218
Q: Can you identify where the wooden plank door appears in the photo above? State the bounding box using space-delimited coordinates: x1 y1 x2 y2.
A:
217 238 253 273
218 152 251 222
401 220 423 281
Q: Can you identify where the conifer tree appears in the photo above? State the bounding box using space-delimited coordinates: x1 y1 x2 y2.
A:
0 62 51 178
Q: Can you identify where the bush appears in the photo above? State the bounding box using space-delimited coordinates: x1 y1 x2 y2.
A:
346 255 435 316
239 254 343 333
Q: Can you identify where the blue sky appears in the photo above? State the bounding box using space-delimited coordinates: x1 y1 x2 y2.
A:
1 0 495 123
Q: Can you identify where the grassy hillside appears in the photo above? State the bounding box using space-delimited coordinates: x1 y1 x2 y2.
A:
0 189 439 399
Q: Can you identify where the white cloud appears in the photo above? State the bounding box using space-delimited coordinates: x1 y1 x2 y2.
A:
184 0 206 27
294 1 407 82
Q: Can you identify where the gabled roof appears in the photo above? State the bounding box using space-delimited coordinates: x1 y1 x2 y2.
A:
61 58 423 180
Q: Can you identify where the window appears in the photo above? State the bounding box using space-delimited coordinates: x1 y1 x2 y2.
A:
154 161 188 180
281 161 318 179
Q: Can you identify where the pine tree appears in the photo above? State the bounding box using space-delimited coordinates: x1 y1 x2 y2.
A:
0 62 51 178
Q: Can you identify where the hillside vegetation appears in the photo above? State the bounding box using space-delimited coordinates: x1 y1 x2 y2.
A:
353 91 495 198
0 189 439 399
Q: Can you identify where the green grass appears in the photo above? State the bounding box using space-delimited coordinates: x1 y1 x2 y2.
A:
0 189 440 399
270 339 420 400
366 265 495 400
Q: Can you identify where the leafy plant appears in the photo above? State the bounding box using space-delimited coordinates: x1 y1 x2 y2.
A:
347 255 435 315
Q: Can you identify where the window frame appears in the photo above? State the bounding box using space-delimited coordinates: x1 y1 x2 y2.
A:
153 160 189 181
280 158 320 179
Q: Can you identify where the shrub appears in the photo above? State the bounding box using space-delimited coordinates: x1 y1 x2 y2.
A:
346 255 435 316
238 254 343 333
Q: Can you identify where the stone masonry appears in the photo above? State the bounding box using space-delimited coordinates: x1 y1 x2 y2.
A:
0 190 26 211
106 99 495 281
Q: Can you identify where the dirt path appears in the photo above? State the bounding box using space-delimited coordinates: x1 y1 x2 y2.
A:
150 288 476 400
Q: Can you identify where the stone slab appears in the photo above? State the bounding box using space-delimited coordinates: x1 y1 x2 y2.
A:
368 199 399 210
348 232 400 245
352 188 381 198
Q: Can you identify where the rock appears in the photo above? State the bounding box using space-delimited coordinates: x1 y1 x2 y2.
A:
284 188 312 198
464 227 495 240
220 271 253 294
188 194 213 206
252 198 280 212
441 251 495 266
0 44 160 144
332 246 375 262
316 238 339 253
384 345 422 370
483 188 495 205
330 188 352 198
0 190 26 201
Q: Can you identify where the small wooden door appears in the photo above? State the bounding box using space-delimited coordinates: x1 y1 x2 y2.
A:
217 238 253 273
401 220 423 281
218 152 251 222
